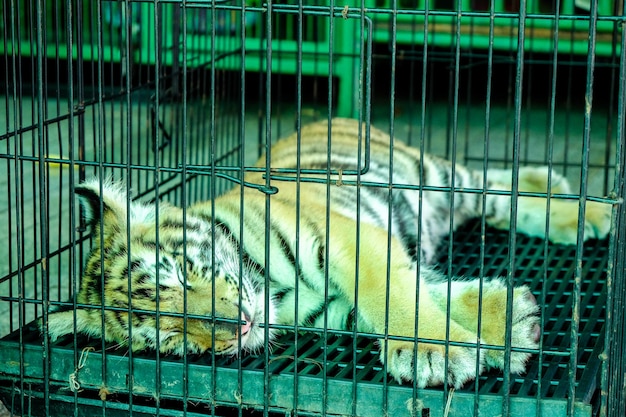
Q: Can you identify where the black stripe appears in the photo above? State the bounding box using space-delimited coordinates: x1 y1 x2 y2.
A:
289 219 326 292
76 186 105 226
120 259 143 280
243 252 266 278
471 172 483 214
133 287 155 300
111 297 128 308
452 171 466 213
86 256 103 297
346 308 356 331
114 311 127 330
391 192 419 260
353 188 388 226
213 219 235 240
213 217 267 280
303 296 337 327
272 287 293 303
160 217 203 234
138 239 164 253
138 273 152 285
165 236 186 251
440 166 451 189
271 222 297 267
185 258 195 272
136 313 153 324
160 218 186 230
104 243 126 258
317 241 326 272
158 256 172 272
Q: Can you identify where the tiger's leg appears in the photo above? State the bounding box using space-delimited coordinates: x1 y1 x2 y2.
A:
484 167 611 244
427 278 541 374
324 219 538 387
285 190 540 387
314 210 484 387
382 294 486 388
354 265 490 388
43 309 103 341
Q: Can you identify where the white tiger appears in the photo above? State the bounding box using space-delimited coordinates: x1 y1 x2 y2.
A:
43 118 611 389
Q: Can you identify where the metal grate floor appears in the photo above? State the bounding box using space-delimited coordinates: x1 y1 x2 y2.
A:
0 221 608 417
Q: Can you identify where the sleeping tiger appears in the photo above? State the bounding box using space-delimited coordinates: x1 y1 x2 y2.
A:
43 118 611 388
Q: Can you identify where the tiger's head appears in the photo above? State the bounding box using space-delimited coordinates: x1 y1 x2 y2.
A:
44 179 273 356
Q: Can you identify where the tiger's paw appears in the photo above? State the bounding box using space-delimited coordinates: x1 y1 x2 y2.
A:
426 279 540 376
383 339 485 389
514 197 611 245
488 166 612 244
480 285 541 374
548 200 612 245
535 200 612 245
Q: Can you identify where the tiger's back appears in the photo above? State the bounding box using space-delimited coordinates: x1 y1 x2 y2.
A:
253 117 610 260
251 118 493 263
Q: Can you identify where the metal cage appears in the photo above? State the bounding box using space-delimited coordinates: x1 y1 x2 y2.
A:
1 0 625 416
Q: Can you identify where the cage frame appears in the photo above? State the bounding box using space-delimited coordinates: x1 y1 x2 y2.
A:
1 0 626 416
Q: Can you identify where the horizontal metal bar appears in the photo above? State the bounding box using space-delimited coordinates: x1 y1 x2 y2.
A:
0 110 85 141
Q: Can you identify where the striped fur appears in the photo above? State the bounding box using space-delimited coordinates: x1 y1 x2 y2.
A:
43 118 611 388
251 118 610 261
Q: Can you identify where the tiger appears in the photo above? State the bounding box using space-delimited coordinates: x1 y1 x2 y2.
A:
43 118 611 389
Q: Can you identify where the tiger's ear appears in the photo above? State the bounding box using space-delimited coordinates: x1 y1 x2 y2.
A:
75 178 129 229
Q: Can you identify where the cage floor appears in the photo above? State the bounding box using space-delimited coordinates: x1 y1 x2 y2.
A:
0 221 608 417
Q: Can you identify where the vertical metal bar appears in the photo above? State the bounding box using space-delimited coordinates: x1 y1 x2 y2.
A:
384 1 397 412
124 0 143 416
601 8 626 417
51 0 62 315
237 5 249 416
443 0 465 410
473 0 497 414
322 3 335 416
208 2 219 409
600 4 622 197
8 0 25 415
172 5 181 108
292 1 303 413
23 35 37 408
562 44 575 179
263 2 273 416
34 0 50 416
568 0 600 415
181 2 191 416
101 0 132 413
537 1 563 415
75 0 85 185
414 0 430 408
351 6 370 415
504 1 528 416
2 0 15 343
73 0 87 413
93 1 112 414
64 0 81 414
207 0 219 414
